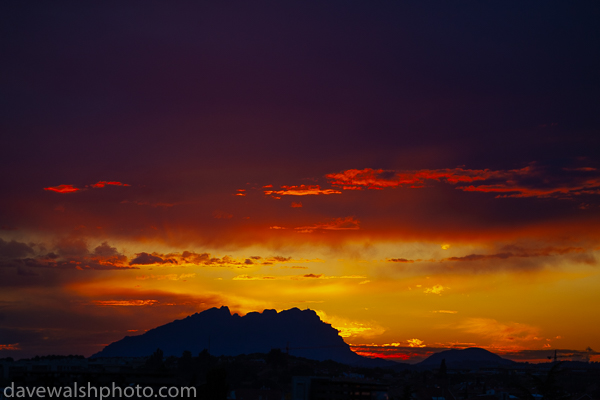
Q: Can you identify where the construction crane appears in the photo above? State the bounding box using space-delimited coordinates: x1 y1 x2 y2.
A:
548 348 595 363
547 350 570 362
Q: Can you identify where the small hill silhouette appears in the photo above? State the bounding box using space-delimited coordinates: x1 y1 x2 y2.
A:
92 306 394 367
419 347 515 368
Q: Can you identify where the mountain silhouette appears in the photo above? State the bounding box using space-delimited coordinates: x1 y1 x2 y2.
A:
92 306 394 367
418 347 515 368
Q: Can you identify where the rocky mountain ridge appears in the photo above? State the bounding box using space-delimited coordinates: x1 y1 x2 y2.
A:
92 306 394 368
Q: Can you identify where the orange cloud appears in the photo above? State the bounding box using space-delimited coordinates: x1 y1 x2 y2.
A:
268 217 360 233
232 274 366 281
455 317 542 349
264 184 342 197
294 216 360 233
388 258 414 263
44 184 80 193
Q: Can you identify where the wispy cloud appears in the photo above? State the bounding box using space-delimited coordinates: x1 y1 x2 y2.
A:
453 317 542 349
442 246 585 262
135 273 195 281
388 258 415 263
325 166 600 199
91 300 159 306
128 251 298 268
44 181 130 194
233 274 366 281
89 181 130 188
264 185 342 198
270 216 360 233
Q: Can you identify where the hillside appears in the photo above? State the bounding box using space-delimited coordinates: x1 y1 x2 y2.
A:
92 306 394 368
419 347 515 368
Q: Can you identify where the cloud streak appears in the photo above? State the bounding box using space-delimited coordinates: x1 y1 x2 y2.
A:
44 181 130 194
264 185 342 198
325 166 600 199
44 184 80 193
269 217 360 233
233 274 366 281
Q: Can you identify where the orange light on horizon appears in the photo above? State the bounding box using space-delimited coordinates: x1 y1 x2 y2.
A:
91 300 159 306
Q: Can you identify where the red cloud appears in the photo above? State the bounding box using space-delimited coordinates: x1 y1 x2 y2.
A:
44 184 80 193
90 181 130 188
458 177 600 198
44 181 130 193
326 166 600 199
326 167 508 189
0 343 21 351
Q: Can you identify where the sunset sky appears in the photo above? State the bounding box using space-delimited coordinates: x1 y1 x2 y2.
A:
1 2 599 363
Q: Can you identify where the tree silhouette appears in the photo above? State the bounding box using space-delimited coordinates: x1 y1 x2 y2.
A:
178 350 193 373
267 348 287 369
145 348 165 371
439 358 447 378
514 362 569 400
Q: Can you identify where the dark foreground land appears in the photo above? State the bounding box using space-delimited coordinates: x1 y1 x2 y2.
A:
1 350 599 400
